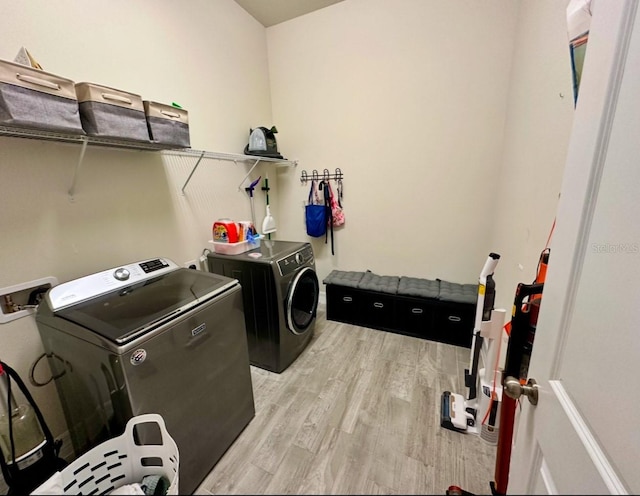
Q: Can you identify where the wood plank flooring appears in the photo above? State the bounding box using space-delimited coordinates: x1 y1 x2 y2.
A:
196 305 496 495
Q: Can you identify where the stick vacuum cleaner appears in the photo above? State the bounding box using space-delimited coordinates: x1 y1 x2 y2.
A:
441 253 507 442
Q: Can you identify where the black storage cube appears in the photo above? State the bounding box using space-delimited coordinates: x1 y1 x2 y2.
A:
433 302 476 348
395 295 437 339
326 284 362 324
359 291 396 332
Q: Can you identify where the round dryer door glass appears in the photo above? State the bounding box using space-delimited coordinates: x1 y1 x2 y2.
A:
286 267 319 335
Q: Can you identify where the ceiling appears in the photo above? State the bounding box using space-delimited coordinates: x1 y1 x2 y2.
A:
234 0 345 27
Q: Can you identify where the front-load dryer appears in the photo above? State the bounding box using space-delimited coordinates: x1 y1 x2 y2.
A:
207 240 319 373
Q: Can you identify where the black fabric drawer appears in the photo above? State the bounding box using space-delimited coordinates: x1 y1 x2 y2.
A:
395 295 437 339
326 284 362 324
433 302 476 348
359 291 396 331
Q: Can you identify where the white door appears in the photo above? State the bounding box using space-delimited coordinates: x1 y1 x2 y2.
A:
508 1 640 494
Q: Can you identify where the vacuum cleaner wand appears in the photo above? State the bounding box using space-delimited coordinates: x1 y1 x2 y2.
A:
466 253 500 401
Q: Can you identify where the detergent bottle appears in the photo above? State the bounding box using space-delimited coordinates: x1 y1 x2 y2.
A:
212 219 239 243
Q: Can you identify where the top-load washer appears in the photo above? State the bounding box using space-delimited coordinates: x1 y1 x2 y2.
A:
207 240 319 373
35 258 255 494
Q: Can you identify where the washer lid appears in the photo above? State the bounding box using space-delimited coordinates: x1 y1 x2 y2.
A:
54 268 237 344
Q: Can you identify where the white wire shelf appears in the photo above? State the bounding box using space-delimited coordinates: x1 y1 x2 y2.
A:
0 125 297 198
0 124 182 151
162 149 297 193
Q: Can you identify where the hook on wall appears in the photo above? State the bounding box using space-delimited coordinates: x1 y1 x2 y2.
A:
300 168 345 183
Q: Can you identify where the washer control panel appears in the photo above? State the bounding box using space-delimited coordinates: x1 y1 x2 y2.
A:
48 258 179 311
277 246 314 277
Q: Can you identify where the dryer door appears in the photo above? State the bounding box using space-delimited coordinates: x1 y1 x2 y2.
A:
286 267 319 335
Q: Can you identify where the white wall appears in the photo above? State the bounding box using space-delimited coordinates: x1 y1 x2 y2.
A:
0 0 274 454
265 0 573 307
267 0 520 286
487 1 575 312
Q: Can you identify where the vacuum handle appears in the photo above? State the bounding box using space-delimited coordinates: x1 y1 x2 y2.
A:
503 282 545 380
479 252 501 285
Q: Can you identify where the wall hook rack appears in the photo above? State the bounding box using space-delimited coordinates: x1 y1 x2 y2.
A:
300 168 344 183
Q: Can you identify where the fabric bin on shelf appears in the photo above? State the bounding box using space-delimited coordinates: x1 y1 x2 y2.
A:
75 82 150 141
0 58 84 134
143 100 190 147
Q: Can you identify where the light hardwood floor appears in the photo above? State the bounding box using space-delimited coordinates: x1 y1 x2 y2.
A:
195 306 497 495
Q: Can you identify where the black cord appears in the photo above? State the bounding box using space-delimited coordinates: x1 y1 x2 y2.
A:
5 372 16 466
29 353 67 387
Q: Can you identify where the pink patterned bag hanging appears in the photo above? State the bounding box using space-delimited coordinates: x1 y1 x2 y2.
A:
328 181 345 227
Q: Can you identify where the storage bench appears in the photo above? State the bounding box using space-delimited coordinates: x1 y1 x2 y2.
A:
323 270 477 348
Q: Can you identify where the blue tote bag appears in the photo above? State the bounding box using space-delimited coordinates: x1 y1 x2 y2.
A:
305 179 328 237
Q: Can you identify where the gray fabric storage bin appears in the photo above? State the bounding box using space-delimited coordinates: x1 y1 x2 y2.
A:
0 59 84 134
143 100 190 147
75 82 150 141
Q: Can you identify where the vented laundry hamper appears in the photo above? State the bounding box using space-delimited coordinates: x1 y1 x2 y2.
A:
31 414 179 495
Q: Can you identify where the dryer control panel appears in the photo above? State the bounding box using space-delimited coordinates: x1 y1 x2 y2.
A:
277 246 314 277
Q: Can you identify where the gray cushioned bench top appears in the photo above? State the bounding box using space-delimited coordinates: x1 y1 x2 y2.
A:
438 280 478 305
397 277 440 299
357 272 400 294
323 270 365 288
323 270 477 303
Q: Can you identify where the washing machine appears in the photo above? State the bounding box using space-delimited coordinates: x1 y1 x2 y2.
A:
207 240 319 373
35 258 255 494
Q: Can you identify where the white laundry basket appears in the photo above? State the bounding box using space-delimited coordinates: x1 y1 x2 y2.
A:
32 414 179 495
